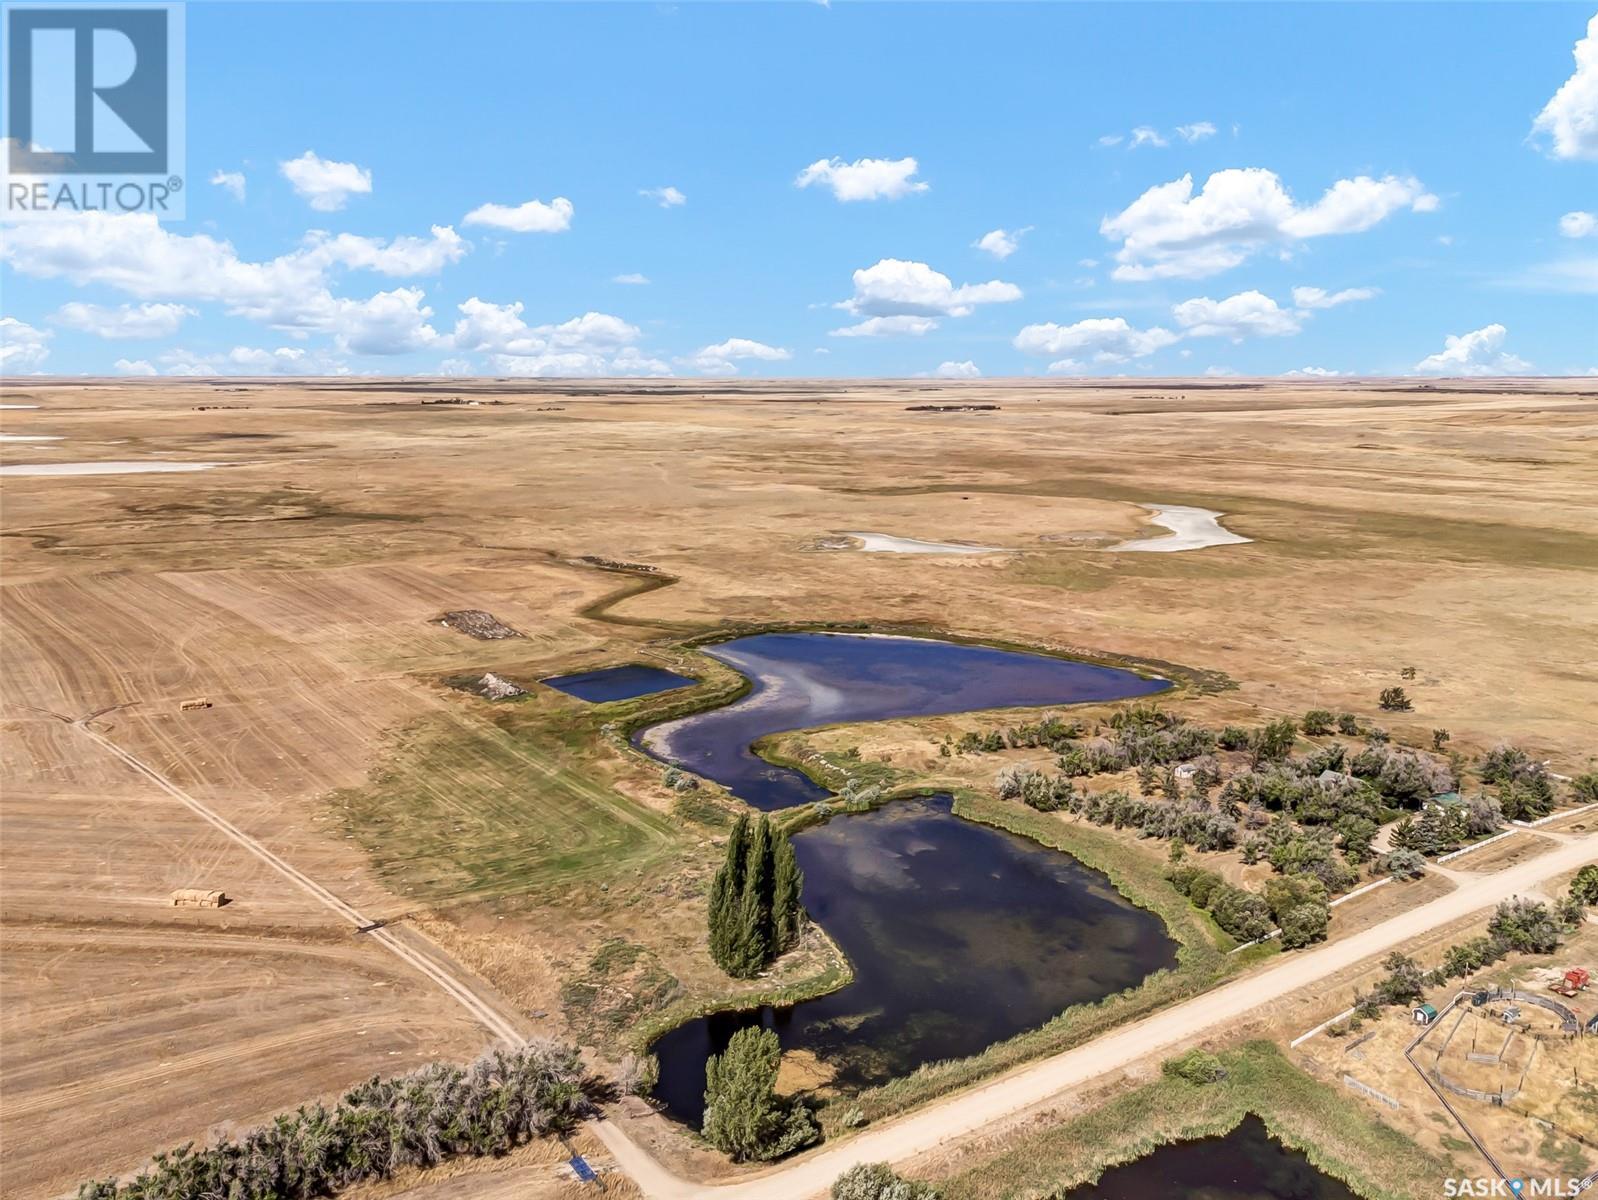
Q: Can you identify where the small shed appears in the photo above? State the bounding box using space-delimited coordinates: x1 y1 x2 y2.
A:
171 888 226 908
179 698 213 712
1412 1003 1438 1025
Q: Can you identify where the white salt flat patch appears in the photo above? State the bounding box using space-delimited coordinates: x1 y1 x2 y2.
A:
0 404 41 410
0 460 226 477
0 433 63 442
839 531 1007 555
1108 505 1251 553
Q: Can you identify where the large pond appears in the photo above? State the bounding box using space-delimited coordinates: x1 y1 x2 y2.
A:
650 794 1178 1126
636 632 1168 810
1057 1115 1359 1199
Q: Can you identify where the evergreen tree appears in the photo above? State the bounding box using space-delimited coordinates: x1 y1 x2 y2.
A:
732 817 774 976
772 833 803 951
708 814 751 973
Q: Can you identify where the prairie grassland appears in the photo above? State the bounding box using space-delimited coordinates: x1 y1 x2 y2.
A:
3 376 1595 1194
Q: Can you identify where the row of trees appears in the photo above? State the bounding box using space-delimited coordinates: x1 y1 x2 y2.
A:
1358 897 1573 1013
708 813 804 978
76 1044 588 1200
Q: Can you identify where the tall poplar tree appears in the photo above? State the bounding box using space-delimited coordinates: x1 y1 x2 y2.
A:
733 816 774 976
708 813 751 972
771 833 803 951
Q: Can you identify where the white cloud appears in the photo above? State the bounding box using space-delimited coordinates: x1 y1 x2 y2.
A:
1100 168 1436 280
1532 14 1598 160
0 317 51 372
449 299 664 376
1203 366 1240 378
612 273 651 285
0 213 460 352
684 338 791 375
210 169 246 202
324 288 440 355
974 227 1030 259
53 301 195 339
795 156 928 202
1414 324 1532 377
839 258 1021 320
114 358 157 375
280 151 372 211
156 345 342 377
463 196 573 234
1291 285 1379 309
1560 210 1597 238
830 315 938 338
1172 290 1303 339
1102 122 1217 149
299 225 467 276
640 186 686 208
1283 366 1349 378
935 360 981 379
1013 316 1180 364
492 346 670 378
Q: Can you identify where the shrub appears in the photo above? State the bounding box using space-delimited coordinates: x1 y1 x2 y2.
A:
1569 864 1598 908
1379 687 1413 712
1381 849 1428 879
832 1163 940 1200
618 1052 660 1096
1301 709 1336 736
1208 885 1274 942
1218 725 1252 751
1278 902 1331 949
1573 772 1598 805
75 1044 587 1200
1336 712 1360 736
702 1027 819 1162
1161 1047 1227 1084
1487 898 1561 955
1363 952 1428 1010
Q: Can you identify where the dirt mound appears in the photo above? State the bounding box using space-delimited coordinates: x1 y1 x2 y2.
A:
438 610 522 640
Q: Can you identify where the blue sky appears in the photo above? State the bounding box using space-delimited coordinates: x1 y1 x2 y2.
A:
3 2 1595 378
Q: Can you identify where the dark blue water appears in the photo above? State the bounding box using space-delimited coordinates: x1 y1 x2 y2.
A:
650 795 1178 1126
541 664 696 703
1058 1115 1359 1199
637 632 1167 810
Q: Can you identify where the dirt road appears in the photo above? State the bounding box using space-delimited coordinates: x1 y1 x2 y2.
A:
590 833 1598 1199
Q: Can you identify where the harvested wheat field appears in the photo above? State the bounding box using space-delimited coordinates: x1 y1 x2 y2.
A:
2 376 1596 1196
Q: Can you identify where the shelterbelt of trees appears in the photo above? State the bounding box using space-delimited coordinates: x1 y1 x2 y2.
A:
962 702 1596 950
